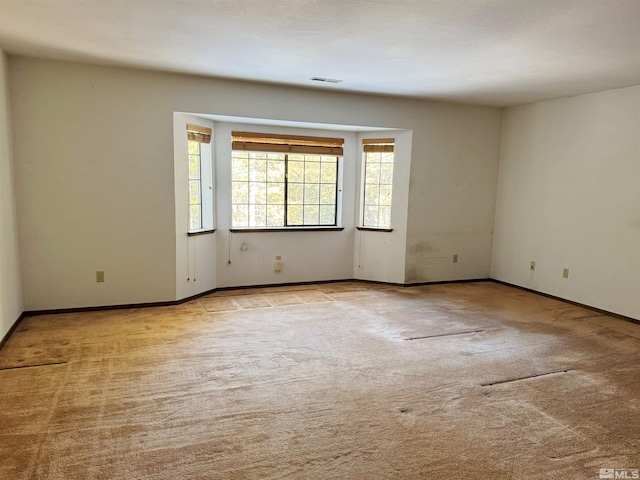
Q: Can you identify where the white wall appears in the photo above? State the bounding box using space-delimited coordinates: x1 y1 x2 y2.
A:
492 85 640 320
10 56 501 310
11 59 177 310
0 49 23 338
405 104 503 283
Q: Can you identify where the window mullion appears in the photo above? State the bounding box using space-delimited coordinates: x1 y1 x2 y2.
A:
284 154 289 227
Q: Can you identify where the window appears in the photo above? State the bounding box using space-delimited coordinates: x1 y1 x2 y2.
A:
231 132 343 229
188 140 203 230
362 138 394 229
187 124 213 233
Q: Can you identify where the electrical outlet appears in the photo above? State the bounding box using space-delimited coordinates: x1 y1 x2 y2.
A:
274 256 283 272
96 271 105 283
563 268 569 279
530 261 536 271
452 254 459 264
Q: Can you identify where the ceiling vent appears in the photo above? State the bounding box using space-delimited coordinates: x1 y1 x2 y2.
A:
310 77 343 84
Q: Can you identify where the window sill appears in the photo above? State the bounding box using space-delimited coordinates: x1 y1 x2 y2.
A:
230 227 344 233
187 229 216 237
356 227 393 232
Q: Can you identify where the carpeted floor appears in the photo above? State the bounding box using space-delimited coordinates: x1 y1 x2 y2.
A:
0 281 638 479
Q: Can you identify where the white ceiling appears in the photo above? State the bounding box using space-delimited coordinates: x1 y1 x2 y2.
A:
0 0 639 106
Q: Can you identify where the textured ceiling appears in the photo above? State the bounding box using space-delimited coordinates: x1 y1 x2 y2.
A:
0 0 639 106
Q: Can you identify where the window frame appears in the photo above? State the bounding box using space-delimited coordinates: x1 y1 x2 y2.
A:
360 138 395 231
230 132 345 232
186 124 215 235
188 140 203 231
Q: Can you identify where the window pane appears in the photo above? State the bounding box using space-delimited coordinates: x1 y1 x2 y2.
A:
288 205 303 225
320 205 335 225
380 163 394 184
232 205 249 227
364 205 379 226
364 185 379 205
188 141 199 155
266 204 284 226
288 161 304 182
249 205 267 226
365 162 381 184
267 184 285 205
379 206 391 228
304 205 319 225
288 183 303 204
232 157 249 181
320 184 336 204
368 152 382 163
304 161 320 183
249 159 267 182
320 162 337 183
379 185 393 206
189 205 201 230
381 152 394 163
304 184 320 205
249 182 267 205
189 180 201 204
267 159 285 183
232 181 249 205
189 155 200 179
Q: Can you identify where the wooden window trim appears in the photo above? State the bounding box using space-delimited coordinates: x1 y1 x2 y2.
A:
187 124 212 144
363 138 394 153
232 131 344 156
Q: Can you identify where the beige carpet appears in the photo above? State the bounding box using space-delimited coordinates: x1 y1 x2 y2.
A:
1 281 638 479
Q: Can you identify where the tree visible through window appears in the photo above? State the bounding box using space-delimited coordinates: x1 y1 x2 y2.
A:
231 132 343 229
362 138 394 229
